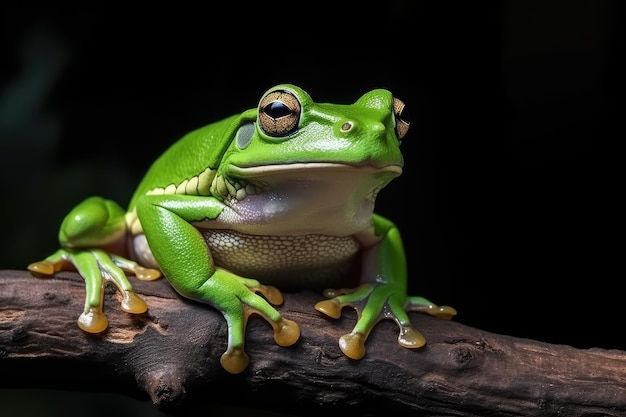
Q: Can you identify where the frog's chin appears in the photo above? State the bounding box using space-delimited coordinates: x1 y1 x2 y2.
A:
214 162 402 236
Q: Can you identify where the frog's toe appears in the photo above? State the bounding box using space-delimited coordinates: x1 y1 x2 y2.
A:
414 304 457 320
407 296 458 320
314 298 343 319
27 260 57 277
254 284 284 305
272 318 300 347
120 290 148 314
434 305 458 320
339 332 366 360
133 266 162 282
77 308 109 333
220 347 249 374
397 326 426 349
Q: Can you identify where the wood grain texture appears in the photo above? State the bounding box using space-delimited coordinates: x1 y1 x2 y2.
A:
1 269 625 416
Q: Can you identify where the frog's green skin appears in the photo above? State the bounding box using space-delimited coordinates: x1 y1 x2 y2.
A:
28 84 456 374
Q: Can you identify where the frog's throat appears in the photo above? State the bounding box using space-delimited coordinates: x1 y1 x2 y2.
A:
202 162 402 237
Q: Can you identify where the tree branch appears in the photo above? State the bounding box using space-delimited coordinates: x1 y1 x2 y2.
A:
1 269 625 416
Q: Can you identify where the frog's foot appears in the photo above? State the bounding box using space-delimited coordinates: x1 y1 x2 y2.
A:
315 284 375 359
79 281 147 333
29 248 151 332
315 284 456 360
220 312 300 375
195 271 300 374
336 325 426 360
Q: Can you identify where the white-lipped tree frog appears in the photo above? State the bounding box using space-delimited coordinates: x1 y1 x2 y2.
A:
28 84 456 374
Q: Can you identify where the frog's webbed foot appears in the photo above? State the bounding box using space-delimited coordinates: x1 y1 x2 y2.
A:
28 249 161 333
315 284 457 360
200 272 300 374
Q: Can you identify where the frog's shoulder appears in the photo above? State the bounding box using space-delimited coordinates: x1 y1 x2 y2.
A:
129 111 254 205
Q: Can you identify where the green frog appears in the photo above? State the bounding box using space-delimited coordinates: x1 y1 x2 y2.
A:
28 84 456 374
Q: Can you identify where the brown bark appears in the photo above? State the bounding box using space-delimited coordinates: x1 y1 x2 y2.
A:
1 269 625 416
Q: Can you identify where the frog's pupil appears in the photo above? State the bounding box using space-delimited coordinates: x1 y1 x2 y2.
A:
398 107 411 125
265 101 292 119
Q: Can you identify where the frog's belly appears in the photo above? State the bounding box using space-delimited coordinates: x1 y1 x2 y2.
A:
202 230 360 288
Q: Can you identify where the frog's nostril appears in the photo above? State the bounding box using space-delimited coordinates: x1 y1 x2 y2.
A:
341 121 353 132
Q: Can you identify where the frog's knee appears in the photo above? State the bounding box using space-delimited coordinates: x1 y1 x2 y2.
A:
59 196 125 247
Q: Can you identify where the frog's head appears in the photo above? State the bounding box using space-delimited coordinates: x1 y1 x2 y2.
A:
227 83 407 167
214 84 410 233
222 83 408 181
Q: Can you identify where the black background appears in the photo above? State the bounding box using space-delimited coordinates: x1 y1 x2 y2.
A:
0 1 623 414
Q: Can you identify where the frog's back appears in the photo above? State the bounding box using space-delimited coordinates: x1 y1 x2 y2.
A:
129 114 241 207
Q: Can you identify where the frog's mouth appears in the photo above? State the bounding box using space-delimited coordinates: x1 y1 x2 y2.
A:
212 162 402 235
227 162 402 197
229 162 402 179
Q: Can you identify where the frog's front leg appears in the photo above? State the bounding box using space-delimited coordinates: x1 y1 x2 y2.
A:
315 214 457 360
28 197 161 333
136 194 300 374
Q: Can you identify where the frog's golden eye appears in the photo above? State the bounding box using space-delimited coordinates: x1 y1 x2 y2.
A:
258 89 301 137
393 97 410 140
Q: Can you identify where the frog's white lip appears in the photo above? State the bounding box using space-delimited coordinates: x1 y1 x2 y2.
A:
229 162 402 178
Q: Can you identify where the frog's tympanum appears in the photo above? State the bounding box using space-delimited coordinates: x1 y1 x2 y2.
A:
28 84 456 374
